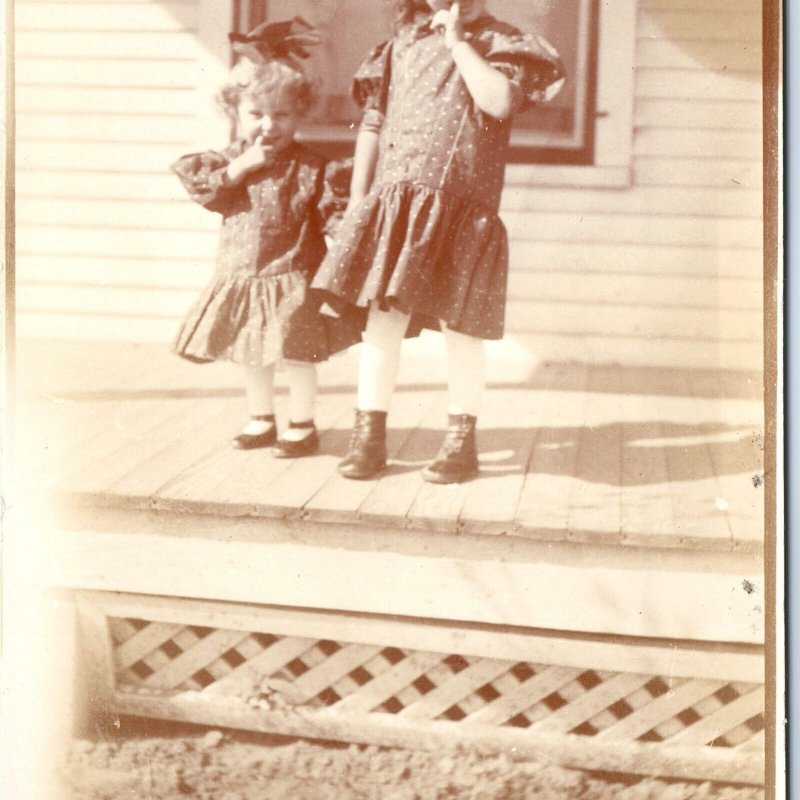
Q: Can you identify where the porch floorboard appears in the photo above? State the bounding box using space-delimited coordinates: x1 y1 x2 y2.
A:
16 339 764 553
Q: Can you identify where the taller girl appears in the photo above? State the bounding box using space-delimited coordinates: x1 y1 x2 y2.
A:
313 0 565 483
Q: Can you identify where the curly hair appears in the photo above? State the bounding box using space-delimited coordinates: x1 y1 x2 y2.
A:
218 59 317 125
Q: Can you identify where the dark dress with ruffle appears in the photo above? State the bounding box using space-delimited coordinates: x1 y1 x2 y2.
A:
171 140 361 366
311 14 564 340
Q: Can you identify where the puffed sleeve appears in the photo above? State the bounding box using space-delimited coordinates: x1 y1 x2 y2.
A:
484 31 566 115
318 158 353 237
170 147 241 214
350 40 392 135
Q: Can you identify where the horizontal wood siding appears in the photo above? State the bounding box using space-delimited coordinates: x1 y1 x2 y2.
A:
15 0 765 370
14 0 221 344
502 0 763 369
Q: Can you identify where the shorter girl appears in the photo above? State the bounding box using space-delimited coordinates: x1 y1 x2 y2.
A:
172 19 358 457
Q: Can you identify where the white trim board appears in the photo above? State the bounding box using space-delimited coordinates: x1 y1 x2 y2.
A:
39 508 764 645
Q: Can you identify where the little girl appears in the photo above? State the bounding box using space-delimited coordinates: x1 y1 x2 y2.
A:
172 19 358 457
312 1 565 482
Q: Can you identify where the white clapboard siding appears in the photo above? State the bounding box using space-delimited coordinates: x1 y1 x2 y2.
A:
16 197 215 232
15 0 766 370
510 242 761 279
507 271 762 312
16 114 195 145
632 129 762 159
17 141 189 173
639 1 759 10
16 58 198 89
502 211 761 249
502 0 764 368
17 255 215 290
505 301 761 343
13 0 225 359
16 31 199 59
16 170 189 202
16 284 200 319
632 157 762 190
635 99 762 131
15 312 181 343
636 39 762 72
500 185 763 219
636 69 761 102
16 225 218 260
16 86 198 116
15 2 197 32
636 11 761 42
506 333 762 373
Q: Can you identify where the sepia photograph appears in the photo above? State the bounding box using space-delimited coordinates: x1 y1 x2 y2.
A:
3 0 782 798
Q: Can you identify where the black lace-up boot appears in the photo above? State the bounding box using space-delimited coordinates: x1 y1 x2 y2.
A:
337 410 388 480
421 414 479 484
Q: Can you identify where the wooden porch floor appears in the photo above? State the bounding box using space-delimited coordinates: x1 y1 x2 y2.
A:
15 339 764 553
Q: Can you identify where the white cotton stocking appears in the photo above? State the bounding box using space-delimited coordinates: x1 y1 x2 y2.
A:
283 362 318 439
443 325 485 417
357 305 410 412
242 365 276 434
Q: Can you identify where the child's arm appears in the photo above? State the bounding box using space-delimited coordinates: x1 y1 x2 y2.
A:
346 38 392 210
171 149 238 213
225 136 275 184
434 4 514 120
347 129 380 209
451 42 513 119
172 139 274 212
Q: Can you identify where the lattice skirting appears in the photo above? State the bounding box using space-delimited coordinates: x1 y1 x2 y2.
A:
75 591 766 785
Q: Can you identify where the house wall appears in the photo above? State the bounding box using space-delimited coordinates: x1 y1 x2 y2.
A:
14 0 764 370
501 0 764 370
15 0 226 340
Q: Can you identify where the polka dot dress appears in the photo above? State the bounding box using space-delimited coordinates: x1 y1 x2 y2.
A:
311 14 564 341
171 142 363 367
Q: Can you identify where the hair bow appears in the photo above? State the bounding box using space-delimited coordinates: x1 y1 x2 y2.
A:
228 17 322 64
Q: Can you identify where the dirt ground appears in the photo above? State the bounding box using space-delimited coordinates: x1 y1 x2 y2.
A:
59 719 764 800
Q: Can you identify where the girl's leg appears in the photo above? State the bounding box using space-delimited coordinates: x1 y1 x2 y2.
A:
270 361 320 457
282 362 318 441
242 365 275 431
339 304 410 479
422 325 484 483
234 365 277 449
357 304 410 411
442 325 485 417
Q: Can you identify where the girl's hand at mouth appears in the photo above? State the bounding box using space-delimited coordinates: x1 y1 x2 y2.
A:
432 2 466 50
226 135 275 183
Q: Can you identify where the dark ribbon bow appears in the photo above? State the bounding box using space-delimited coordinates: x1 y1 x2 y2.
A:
228 17 322 64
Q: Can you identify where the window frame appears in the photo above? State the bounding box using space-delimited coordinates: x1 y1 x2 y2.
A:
506 0 637 188
197 0 637 188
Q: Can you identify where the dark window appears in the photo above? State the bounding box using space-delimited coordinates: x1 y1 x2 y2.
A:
234 0 598 164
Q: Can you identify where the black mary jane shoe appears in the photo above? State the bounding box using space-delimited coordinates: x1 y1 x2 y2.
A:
232 427 277 450
231 415 277 450
271 423 320 459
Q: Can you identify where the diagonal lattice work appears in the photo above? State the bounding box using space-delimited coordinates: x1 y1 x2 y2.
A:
107 616 764 751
